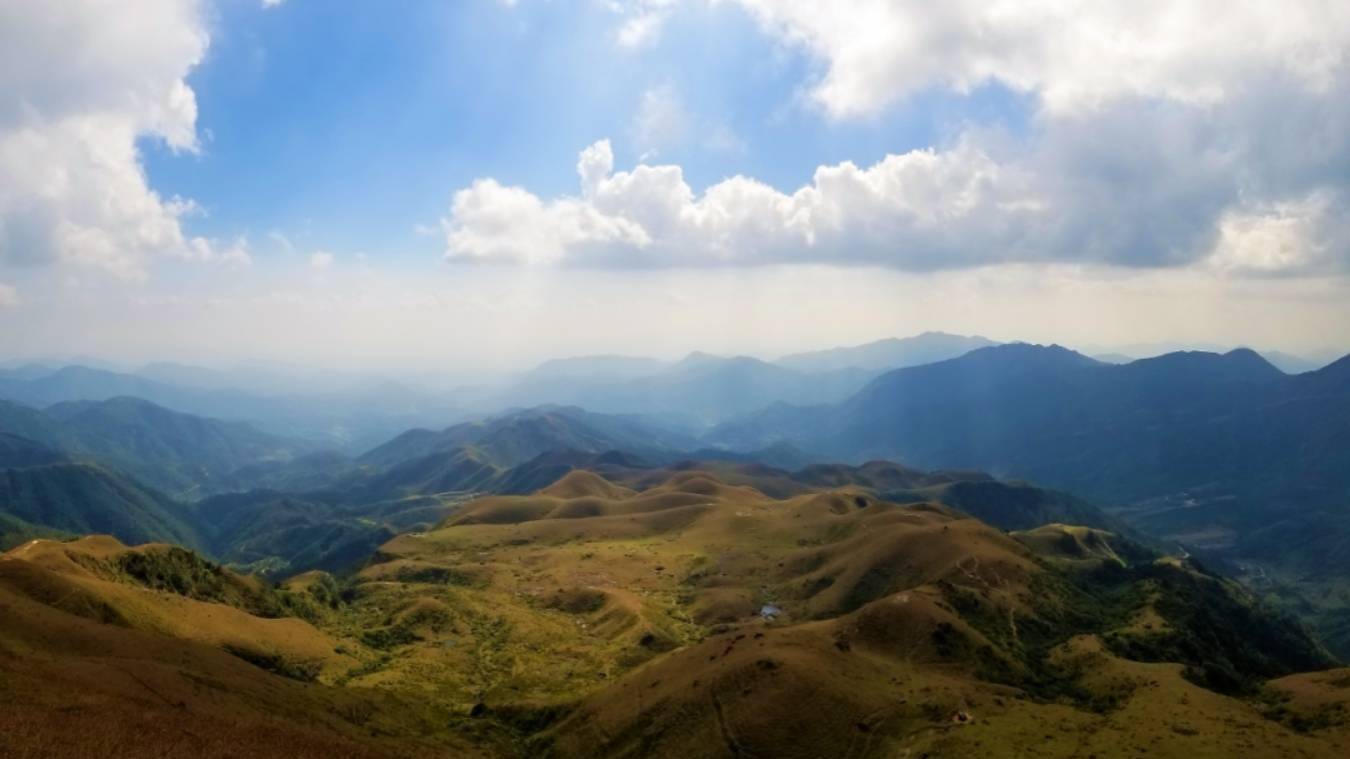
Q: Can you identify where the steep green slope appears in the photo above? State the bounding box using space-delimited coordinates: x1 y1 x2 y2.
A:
195 491 396 575
890 479 1137 534
0 511 70 550
0 400 66 448
0 432 67 469
0 462 201 549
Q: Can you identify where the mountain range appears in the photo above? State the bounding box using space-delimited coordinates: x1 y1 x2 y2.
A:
0 333 999 442
2 334 1329 439
4 334 1350 756
710 343 1350 534
0 396 312 499
4 335 1350 653
0 389 1136 582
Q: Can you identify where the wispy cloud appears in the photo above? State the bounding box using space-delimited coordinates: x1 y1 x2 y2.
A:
310 251 336 270
613 0 678 48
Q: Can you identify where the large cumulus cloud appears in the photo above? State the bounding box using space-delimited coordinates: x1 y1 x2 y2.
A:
449 0 1350 274
0 0 243 278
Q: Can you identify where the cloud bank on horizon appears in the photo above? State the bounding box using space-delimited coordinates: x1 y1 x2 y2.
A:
446 1 1350 275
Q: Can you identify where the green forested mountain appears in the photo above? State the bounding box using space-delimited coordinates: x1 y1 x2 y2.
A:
46 397 314 498
0 462 200 549
0 396 313 499
0 432 67 469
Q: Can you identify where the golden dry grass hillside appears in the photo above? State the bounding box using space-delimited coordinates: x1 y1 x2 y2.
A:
2 468 1348 757
0 537 495 758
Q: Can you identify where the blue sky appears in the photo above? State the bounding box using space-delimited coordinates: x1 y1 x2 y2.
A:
144 0 1033 263
1 1 1348 370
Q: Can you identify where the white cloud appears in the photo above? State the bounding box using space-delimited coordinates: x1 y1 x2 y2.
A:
613 1 678 49
445 137 1042 269
211 237 254 268
0 0 223 278
719 0 1350 119
443 168 650 266
310 251 336 270
262 0 285 7
616 12 667 48
445 106 1350 274
0 282 16 308
1206 191 1346 274
443 0 1350 274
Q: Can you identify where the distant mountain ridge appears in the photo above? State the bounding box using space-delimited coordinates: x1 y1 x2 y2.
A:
776 331 998 372
526 354 667 380
0 363 465 452
709 341 1350 642
0 396 313 499
7 335 1329 437
479 333 997 423
486 354 876 424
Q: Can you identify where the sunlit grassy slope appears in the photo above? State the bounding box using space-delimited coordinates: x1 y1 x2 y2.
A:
2 467 1349 757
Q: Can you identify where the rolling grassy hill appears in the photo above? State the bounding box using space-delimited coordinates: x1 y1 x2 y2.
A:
327 468 1350 756
0 536 491 758
9 469 1345 757
188 447 1131 579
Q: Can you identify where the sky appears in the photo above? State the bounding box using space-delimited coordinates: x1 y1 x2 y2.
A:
2 0 1349 373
